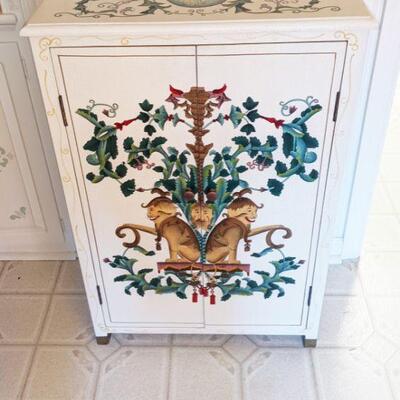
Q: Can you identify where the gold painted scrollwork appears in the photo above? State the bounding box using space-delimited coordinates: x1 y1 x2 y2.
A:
334 31 359 52
39 37 61 61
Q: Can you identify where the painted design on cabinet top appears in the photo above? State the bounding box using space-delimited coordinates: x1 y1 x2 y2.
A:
25 0 370 27
55 0 342 19
78 84 322 304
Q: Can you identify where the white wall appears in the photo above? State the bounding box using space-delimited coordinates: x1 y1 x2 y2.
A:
336 0 400 260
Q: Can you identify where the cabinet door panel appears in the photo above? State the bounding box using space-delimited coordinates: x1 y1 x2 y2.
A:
0 43 67 257
197 42 345 327
53 46 205 327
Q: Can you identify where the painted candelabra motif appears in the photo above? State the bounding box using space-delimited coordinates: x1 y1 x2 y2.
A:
78 84 322 303
56 0 341 18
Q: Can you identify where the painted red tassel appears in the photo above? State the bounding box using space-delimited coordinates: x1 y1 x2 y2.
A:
192 292 198 303
210 293 216 305
202 287 209 297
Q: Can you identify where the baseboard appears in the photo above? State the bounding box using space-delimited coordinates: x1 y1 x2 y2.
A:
0 251 77 261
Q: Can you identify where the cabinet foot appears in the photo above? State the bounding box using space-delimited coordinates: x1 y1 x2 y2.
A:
96 334 111 345
302 336 317 348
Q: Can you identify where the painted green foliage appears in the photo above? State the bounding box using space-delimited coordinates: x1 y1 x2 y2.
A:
78 95 320 221
108 254 305 299
78 87 322 302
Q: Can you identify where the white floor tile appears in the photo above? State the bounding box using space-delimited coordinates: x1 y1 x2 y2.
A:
386 351 400 400
313 349 393 400
0 346 34 400
368 297 400 347
369 182 395 214
0 261 60 294
223 336 257 362
87 336 121 361
318 296 373 347
325 262 362 296
97 347 169 400
247 335 303 348
379 155 400 182
23 346 98 400
0 295 49 344
40 295 94 345
243 349 317 400
363 215 400 252
0 261 6 276
115 333 171 346
385 182 400 214
54 260 85 294
169 347 240 400
383 134 400 155
361 333 398 365
172 334 230 346
359 252 400 296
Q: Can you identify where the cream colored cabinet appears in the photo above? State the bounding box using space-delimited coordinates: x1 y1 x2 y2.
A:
0 0 75 259
0 41 73 258
22 0 373 345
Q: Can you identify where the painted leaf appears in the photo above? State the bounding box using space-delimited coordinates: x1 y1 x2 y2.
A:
232 136 249 147
139 99 153 112
154 106 169 129
120 179 136 197
304 151 317 164
83 137 99 151
137 112 150 123
115 164 128 178
240 123 256 135
123 137 134 151
251 247 273 258
242 97 259 110
229 106 243 128
144 124 157 136
267 179 284 196
247 109 260 122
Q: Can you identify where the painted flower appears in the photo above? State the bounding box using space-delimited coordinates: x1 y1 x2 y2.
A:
153 106 169 129
229 106 244 128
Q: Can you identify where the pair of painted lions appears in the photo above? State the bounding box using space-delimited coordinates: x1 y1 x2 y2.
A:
116 195 291 264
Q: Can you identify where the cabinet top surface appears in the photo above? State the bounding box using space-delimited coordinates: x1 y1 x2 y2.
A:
23 0 371 32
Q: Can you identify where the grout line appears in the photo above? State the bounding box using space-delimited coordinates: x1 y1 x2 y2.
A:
92 350 102 400
165 345 173 400
310 349 324 400
19 261 63 399
218 346 243 400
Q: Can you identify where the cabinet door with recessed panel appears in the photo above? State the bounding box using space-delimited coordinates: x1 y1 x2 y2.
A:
52 45 209 329
196 42 346 328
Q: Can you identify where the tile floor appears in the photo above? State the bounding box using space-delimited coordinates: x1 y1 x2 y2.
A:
1 93 400 400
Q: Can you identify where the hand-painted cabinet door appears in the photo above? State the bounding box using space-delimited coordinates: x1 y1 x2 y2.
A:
52 46 206 327
52 42 345 329
197 42 345 327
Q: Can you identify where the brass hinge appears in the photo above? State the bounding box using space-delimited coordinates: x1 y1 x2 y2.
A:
307 286 313 307
59 218 65 233
58 95 68 127
333 91 341 122
96 285 103 305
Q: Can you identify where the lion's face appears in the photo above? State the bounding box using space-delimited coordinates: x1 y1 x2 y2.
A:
147 202 176 222
228 205 258 226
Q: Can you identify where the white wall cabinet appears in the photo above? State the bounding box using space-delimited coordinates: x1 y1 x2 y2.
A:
0 0 75 259
22 0 373 344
